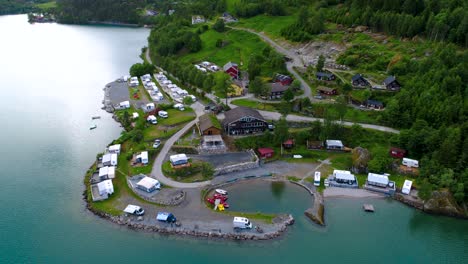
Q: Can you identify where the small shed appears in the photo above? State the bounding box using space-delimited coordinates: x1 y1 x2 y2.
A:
318 86 337 95
97 180 114 196
99 166 115 180
198 114 222 136
170 154 188 166
316 72 336 81
137 176 160 193
326 140 344 150
283 139 295 149
389 147 406 159
367 173 389 187
108 144 121 154
258 148 274 159
402 180 412 195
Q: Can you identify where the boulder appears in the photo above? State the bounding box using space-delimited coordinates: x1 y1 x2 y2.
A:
423 189 467 218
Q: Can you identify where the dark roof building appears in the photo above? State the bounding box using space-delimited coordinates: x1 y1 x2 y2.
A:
316 72 336 81
269 83 290 99
222 107 268 135
352 74 370 87
364 99 384 109
274 74 293 86
318 86 337 95
382 76 401 91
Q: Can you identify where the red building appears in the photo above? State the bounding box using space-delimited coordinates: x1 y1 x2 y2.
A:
223 61 239 79
274 74 293 86
258 148 274 159
389 147 406 159
283 139 295 149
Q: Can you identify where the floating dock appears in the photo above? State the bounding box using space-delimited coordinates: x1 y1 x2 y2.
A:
363 204 375 212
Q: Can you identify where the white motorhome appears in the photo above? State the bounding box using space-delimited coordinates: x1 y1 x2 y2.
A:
108 144 121 154
233 217 252 229
158 111 168 118
402 180 412 195
174 103 185 111
119 101 130 109
402 158 419 168
314 171 321 186
147 115 157 124
123 205 145 216
102 153 118 166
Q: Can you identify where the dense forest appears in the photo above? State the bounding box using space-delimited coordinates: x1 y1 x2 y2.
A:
0 0 49 15
55 0 146 24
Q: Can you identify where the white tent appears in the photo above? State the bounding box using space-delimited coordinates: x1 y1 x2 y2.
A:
170 154 188 165
108 144 121 154
99 166 115 179
136 176 160 192
367 173 389 187
402 180 412 195
97 180 114 196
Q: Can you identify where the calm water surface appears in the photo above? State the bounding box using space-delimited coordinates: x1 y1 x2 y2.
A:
1 15 467 264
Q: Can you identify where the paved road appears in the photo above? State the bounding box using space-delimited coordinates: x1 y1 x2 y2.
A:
150 101 211 188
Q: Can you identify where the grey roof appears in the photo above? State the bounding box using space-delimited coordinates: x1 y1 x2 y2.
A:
383 76 396 85
318 86 336 93
271 83 289 93
352 74 364 81
223 61 238 71
316 72 334 78
222 107 265 126
365 99 384 107
199 114 221 132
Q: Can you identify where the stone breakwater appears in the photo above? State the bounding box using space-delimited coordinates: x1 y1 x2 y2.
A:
289 180 325 226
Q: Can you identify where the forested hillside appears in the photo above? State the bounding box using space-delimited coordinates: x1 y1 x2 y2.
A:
55 0 146 24
0 0 50 15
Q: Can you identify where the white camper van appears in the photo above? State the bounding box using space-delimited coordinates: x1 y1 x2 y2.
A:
123 205 145 216
402 180 412 195
402 158 419 168
233 217 252 229
158 110 168 118
174 103 185 111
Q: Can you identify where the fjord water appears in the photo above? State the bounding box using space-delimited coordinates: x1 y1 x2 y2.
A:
0 15 467 264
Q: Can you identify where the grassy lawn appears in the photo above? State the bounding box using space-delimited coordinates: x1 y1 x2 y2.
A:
157 108 195 126
179 28 271 72
231 98 277 111
235 14 297 40
162 161 211 183
35 1 56 11
310 103 382 124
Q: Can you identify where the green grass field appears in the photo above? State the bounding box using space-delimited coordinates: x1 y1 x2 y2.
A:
35 1 57 11
235 14 297 40
230 98 277 111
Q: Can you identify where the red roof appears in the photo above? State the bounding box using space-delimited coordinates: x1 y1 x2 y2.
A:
283 139 294 145
258 148 274 155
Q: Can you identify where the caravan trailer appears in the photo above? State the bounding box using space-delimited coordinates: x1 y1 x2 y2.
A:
402 158 419 168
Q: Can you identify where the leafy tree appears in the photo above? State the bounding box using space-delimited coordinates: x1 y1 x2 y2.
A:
247 55 262 81
249 77 264 97
201 162 215 178
130 62 155 77
212 19 225 32
274 118 289 144
291 79 301 90
132 129 144 143
183 96 194 105
283 88 294 102
215 38 223 47
316 55 325 72
418 180 433 201
121 111 131 128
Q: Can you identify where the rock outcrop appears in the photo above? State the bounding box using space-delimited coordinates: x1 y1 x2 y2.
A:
423 189 467 218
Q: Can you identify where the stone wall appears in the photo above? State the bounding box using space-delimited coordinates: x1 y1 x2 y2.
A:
214 149 259 176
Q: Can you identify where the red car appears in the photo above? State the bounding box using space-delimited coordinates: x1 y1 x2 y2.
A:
213 193 228 201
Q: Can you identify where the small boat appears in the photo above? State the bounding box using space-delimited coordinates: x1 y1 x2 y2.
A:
92 116 101 120
215 189 228 195
90 124 97 130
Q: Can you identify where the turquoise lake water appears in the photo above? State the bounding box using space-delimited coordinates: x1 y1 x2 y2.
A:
0 15 467 264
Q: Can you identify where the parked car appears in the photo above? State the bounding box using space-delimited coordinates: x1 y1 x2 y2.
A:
153 139 161 149
157 212 176 223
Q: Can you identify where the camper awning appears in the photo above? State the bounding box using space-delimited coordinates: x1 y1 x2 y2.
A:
326 140 344 148
137 176 159 189
170 154 188 164
367 173 389 185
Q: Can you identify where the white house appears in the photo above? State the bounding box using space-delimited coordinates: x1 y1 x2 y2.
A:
170 154 188 166
147 115 157 124
402 180 412 195
97 180 114 196
119 101 130 109
102 153 118 166
108 144 121 154
326 140 344 150
136 176 161 193
99 166 115 179
367 173 389 188
136 151 149 165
